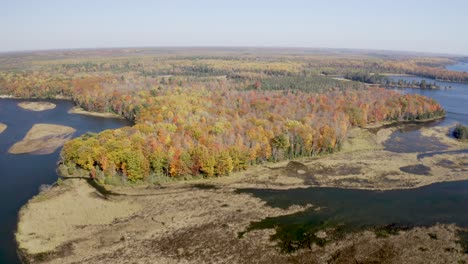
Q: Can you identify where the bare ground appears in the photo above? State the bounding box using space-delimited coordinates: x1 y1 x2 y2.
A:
8 123 76 154
16 125 468 263
18 102 56 111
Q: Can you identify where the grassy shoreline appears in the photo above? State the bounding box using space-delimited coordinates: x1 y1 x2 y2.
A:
16 122 468 263
56 113 446 192
67 106 124 119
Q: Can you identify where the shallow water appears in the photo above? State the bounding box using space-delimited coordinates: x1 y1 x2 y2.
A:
382 76 468 153
0 99 129 264
383 125 449 153
238 180 468 252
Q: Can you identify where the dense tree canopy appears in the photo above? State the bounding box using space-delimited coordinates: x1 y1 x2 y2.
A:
62 84 443 183
0 48 448 184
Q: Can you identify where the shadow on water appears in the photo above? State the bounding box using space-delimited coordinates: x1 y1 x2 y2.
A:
237 180 468 252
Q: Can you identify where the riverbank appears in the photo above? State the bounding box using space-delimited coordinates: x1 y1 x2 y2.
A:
68 107 124 119
363 115 445 130
16 123 468 263
0 95 72 100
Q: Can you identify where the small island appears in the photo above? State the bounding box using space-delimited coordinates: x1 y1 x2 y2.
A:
0 123 6 134
18 102 56 111
8 124 76 155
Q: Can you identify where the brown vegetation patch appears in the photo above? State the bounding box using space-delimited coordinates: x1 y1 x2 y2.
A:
308 163 363 177
8 124 76 154
16 179 141 256
18 101 56 111
68 107 123 119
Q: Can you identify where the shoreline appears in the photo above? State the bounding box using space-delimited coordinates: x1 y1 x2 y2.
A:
52 115 451 198
15 122 468 263
0 96 126 119
68 106 124 119
0 94 73 100
363 115 445 130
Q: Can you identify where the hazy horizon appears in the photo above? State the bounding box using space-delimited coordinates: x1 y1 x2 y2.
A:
2 0 468 55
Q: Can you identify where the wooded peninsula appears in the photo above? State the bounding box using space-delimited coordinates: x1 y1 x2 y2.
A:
5 48 468 264
0 48 456 184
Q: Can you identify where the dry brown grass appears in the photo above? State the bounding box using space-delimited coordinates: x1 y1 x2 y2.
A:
18 102 56 111
8 123 76 154
68 107 123 119
15 125 468 263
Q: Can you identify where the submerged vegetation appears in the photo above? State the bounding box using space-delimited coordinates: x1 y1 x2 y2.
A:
453 124 468 140
238 180 468 253
0 48 450 183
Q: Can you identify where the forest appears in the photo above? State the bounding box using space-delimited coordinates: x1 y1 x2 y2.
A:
0 48 450 183
344 72 440 89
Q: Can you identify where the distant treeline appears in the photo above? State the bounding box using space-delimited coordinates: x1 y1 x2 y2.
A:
344 72 440 89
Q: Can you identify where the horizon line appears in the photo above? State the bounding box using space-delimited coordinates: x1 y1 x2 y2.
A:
0 45 466 58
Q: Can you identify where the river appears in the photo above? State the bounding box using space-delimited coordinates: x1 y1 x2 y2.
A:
0 99 130 264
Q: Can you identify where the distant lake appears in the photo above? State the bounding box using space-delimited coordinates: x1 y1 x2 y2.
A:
446 62 468 73
387 75 468 125
0 99 130 264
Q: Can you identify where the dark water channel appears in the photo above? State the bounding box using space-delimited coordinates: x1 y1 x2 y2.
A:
238 180 468 252
0 99 129 264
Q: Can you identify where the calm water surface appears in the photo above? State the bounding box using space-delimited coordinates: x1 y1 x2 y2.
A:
0 99 129 264
446 62 468 73
387 75 468 126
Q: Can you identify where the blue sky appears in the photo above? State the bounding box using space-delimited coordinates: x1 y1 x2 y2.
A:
1 0 468 54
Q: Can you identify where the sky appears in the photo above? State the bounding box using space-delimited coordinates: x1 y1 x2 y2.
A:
1 0 468 55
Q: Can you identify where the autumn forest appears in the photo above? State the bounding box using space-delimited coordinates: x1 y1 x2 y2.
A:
0 48 456 183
